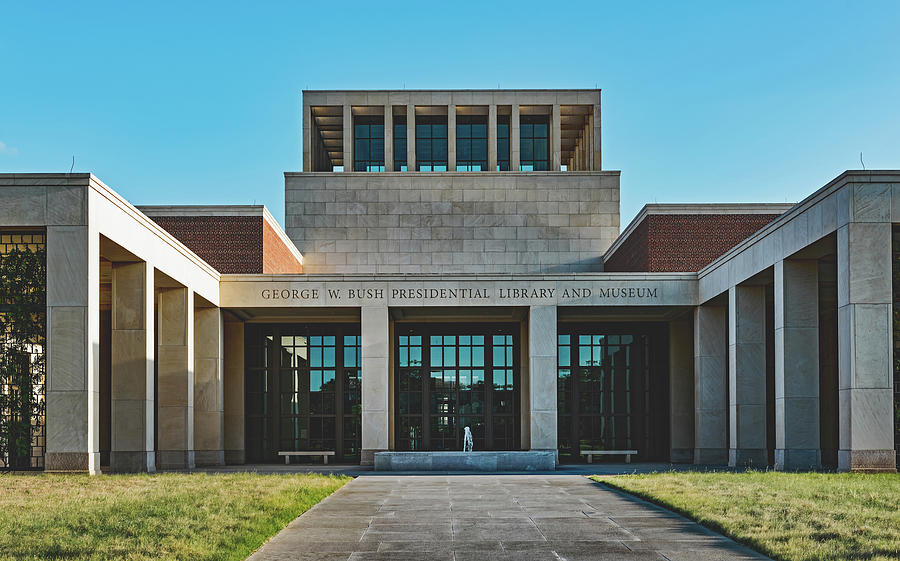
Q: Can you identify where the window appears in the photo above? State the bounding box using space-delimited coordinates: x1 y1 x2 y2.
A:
456 116 487 171
396 325 518 452
353 116 384 172
497 115 510 171
0 230 46 470
415 116 448 171
393 116 407 171
244 324 361 463
520 115 549 171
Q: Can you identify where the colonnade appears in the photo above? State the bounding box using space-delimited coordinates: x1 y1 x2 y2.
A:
686 233 895 471
107 261 224 472
324 102 600 172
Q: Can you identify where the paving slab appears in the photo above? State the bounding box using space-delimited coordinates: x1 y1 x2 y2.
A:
246 475 771 561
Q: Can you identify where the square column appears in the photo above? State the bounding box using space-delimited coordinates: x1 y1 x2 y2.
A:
528 306 557 452
551 104 561 171
383 104 393 173
774 259 820 470
583 121 591 170
447 104 456 172
728 285 768 467
193 306 224 466
510 104 520 171
669 317 694 463
694 304 727 464
302 105 312 171
156 287 195 470
591 103 601 169
223 316 245 464
361 306 389 465
45 224 100 472
488 104 497 171
837 222 896 471
342 105 352 172
406 105 416 171
110 261 155 473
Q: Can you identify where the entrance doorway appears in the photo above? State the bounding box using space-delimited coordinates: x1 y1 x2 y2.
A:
557 324 669 462
244 324 361 463
395 323 520 452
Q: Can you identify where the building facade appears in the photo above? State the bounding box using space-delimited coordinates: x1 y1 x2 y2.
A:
0 89 897 473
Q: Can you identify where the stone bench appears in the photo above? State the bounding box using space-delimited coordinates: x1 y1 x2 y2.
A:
278 451 335 465
581 450 638 463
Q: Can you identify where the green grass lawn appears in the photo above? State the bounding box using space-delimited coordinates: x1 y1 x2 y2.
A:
0 472 349 561
593 471 900 561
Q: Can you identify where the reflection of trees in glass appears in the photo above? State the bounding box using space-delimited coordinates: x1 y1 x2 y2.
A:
1 246 46 469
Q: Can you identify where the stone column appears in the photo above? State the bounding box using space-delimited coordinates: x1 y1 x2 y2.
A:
669 317 694 463
110 261 155 473
447 104 456 172
574 139 581 172
223 316 245 464
551 104 561 171
586 121 592 170
302 104 312 172
529 306 557 453
383 104 393 173
511 104 521 171
342 104 352 172
592 104 601 170
694 304 727 464
406 104 416 171
728 285 768 467
837 221 896 471
45 222 100 473
774 259 820 470
156 287 194 470
361 306 389 465
488 104 498 171
193 306 223 466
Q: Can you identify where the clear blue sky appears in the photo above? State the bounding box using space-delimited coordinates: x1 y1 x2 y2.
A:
2 1 898 226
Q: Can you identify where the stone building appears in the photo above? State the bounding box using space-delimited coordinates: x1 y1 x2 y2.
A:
0 89 896 473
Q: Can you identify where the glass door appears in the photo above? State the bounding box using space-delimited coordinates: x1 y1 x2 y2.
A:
244 324 361 463
557 324 668 462
396 324 519 451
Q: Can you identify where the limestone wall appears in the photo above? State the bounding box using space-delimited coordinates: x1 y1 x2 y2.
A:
285 171 620 274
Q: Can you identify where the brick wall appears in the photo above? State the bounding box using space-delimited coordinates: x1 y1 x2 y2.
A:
150 215 303 275
602 219 648 272
605 214 780 272
148 216 264 274
263 220 303 273
285 172 620 273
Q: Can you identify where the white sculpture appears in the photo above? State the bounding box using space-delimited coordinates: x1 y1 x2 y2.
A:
463 426 474 452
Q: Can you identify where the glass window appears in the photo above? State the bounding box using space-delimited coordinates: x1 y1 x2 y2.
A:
456 115 488 171
353 116 385 172
395 326 516 452
244 326 361 463
393 116 407 171
415 116 448 171
520 115 550 171
0 230 46 470
497 115 510 171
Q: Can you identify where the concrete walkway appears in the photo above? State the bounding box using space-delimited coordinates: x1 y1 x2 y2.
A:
247 475 770 561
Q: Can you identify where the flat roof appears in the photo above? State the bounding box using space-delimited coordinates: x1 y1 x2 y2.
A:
302 89 601 107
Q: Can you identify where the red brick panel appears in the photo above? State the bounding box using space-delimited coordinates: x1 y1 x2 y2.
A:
603 220 649 272
263 220 303 274
149 216 264 274
646 214 780 272
604 214 780 272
